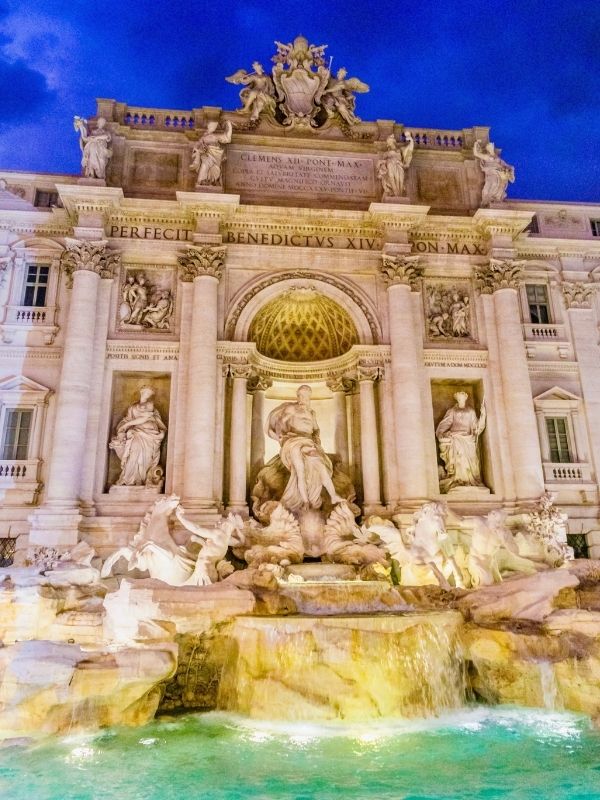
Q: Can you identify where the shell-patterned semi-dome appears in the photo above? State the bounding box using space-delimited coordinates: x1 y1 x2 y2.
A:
248 287 358 362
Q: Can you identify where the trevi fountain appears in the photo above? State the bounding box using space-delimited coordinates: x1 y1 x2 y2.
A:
0 34 600 800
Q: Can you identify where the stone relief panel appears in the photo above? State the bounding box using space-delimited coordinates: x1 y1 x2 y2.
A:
431 380 492 496
117 266 175 333
424 280 475 343
416 168 465 208
131 150 181 189
106 372 170 491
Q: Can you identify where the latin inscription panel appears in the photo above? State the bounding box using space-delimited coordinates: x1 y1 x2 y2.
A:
225 148 376 200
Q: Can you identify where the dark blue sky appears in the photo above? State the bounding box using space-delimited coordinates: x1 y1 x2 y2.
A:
1 0 598 202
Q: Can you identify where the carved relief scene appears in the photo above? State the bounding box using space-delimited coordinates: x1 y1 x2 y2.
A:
117 267 175 332
424 280 474 342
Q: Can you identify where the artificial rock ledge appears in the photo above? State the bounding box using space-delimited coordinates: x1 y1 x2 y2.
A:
0 563 600 740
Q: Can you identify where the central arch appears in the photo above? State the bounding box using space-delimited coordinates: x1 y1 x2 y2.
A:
224 270 382 345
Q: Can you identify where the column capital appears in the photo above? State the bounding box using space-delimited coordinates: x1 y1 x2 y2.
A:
357 361 383 382
60 239 120 286
379 254 422 289
326 375 354 393
248 373 272 393
178 245 225 281
561 281 596 310
475 258 523 294
227 362 254 380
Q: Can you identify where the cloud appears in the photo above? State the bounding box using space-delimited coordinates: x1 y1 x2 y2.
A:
0 52 54 123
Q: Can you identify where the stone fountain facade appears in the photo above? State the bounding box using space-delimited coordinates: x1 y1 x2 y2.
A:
0 35 600 740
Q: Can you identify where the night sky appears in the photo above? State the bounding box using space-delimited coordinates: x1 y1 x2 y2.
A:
1 0 598 203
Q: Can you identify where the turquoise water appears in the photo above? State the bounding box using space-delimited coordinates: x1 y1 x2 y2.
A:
1 708 599 800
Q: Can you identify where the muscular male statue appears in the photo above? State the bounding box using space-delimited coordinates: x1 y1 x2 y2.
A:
266 385 345 511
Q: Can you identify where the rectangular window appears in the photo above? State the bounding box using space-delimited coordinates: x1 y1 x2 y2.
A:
591 219 600 237
0 409 32 460
22 264 49 307
526 284 550 324
546 417 572 463
34 190 59 208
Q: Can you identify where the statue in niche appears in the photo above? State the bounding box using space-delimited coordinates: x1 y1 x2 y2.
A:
377 132 414 198
473 140 515 206
109 385 167 487
266 384 345 512
73 116 112 180
436 391 486 493
191 120 233 186
427 285 471 339
225 62 276 121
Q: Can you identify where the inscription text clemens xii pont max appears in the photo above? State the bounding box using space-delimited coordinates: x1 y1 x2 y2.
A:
225 150 375 198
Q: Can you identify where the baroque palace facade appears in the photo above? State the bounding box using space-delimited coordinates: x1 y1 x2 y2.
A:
1 36 600 562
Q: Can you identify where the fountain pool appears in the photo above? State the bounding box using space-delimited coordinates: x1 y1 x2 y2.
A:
1 707 599 800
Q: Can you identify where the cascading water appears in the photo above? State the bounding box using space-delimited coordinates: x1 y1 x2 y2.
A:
216 612 466 721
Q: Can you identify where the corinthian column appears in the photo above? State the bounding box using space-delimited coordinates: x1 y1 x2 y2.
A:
379 255 428 503
561 282 600 478
476 258 544 500
178 245 225 509
326 376 351 469
248 374 272 484
31 241 119 545
357 363 382 509
227 362 253 512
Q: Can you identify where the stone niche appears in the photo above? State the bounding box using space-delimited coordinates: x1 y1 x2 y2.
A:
431 379 493 495
105 372 171 491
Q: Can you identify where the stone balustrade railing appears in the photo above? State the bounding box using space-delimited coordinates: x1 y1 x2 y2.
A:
6 305 51 325
543 462 592 483
0 460 34 480
522 323 566 341
119 108 196 129
402 129 466 149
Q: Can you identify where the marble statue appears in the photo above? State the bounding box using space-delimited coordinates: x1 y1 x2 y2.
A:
516 493 574 567
465 510 542 587
100 495 242 586
473 140 515 206
74 116 112 180
225 62 276 121
427 285 471 339
323 502 389 571
321 68 369 126
266 385 345 512
231 504 304 568
228 37 368 130
109 385 167 487
436 392 486 493
377 133 414 198
191 120 233 186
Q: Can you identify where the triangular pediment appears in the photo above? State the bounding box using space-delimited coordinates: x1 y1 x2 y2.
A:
0 375 51 395
533 385 581 404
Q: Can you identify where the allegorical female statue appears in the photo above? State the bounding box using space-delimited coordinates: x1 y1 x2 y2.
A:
74 116 112 180
266 385 345 512
377 132 414 198
473 139 515 206
436 391 486 493
191 120 233 186
109 385 167 487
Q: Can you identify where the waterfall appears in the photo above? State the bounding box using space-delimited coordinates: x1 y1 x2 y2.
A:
538 661 561 711
217 612 466 721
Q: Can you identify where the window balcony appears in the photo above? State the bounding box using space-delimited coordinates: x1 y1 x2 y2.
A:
0 305 58 345
0 459 41 504
542 461 593 483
